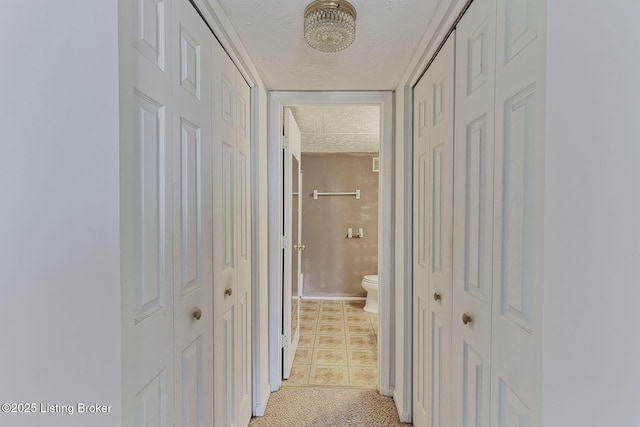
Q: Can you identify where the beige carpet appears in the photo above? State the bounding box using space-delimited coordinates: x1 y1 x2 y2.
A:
248 386 413 427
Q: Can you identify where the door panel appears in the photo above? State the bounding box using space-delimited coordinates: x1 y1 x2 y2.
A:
236 75 252 427
121 0 175 424
491 0 544 424
172 0 214 425
452 0 497 425
413 33 455 427
213 39 238 427
426 34 455 427
123 1 252 426
413 66 431 427
282 108 302 378
213 38 252 427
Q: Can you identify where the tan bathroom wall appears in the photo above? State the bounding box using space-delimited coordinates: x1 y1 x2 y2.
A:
301 153 379 297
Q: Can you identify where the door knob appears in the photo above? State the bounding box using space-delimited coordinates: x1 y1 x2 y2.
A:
193 308 202 320
225 288 233 297
433 292 441 302
300 244 306 251
293 244 298 251
462 313 472 325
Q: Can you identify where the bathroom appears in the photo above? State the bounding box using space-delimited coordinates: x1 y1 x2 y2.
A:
284 105 381 388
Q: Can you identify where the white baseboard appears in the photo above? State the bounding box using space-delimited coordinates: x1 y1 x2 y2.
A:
393 389 412 423
300 296 366 301
253 386 271 417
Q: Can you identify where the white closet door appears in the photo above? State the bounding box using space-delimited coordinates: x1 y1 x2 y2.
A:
212 39 252 427
121 0 176 424
491 0 544 424
171 0 214 425
426 34 455 427
212 38 237 427
412 55 432 427
235 72 252 427
451 0 497 425
413 33 456 427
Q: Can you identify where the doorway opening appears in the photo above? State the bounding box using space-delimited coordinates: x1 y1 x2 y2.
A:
284 105 381 388
267 91 394 395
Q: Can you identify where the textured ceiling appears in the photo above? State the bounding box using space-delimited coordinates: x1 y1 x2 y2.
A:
291 105 380 153
214 0 442 90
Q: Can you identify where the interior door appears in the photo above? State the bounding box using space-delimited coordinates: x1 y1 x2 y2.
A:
413 33 455 427
212 37 252 427
412 54 432 427
491 0 544 424
235 70 252 427
172 0 214 425
451 0 496 425
212 38 240 427
120 0 176 424
426 34 455 427
282 108 302 378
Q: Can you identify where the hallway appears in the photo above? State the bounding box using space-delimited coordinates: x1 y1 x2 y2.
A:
248 387 411 427
3 1 640 427
248 300 399 425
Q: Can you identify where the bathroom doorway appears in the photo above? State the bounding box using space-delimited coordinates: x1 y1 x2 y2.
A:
267 91 394 395
286 105 381 388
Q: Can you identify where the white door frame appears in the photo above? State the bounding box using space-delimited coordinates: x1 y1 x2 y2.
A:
267 91 394 394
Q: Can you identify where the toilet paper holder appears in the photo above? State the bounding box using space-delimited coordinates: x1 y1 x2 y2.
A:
347 227 364 238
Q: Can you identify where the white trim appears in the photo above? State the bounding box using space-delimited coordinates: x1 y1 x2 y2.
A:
253 387 271 417
191 0 261 86
249 85 264 417
394 387 412 424
268 91 394 395
392 84 415 422
398 0 470 88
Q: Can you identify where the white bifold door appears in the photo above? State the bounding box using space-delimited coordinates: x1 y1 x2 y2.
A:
412 0 544 425
452 0 545 424
120 0 252 426
450 0 496 425
412 33 456 427
212 37 253 427
121 0 215 425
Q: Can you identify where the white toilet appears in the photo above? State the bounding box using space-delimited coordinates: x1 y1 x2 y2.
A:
361 274 379 314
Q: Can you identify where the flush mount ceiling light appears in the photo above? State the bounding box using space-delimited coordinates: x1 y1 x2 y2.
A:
304 0 357 53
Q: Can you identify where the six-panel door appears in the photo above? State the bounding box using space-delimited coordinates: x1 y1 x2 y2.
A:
413 33 456 427
212 38 253 427
451 0 496 425
121 0 251 425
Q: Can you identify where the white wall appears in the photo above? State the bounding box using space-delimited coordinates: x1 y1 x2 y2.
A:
543 1 640 425
0 2 121 427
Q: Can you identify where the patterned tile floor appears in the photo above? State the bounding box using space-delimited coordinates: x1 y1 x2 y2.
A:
283 300 379 389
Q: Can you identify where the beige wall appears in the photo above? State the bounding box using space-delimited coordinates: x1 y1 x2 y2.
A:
301 153 379 297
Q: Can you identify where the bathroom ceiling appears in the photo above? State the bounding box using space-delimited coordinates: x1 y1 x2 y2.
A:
213 0 443 90
290 105 380 153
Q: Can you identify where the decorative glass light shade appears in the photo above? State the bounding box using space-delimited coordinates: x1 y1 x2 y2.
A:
304 0 357 53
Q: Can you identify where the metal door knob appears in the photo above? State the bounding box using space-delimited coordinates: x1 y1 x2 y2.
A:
225 288 233 297
462 313 472 325
193 308 202 320
433 292 441 302
293 244 298 251
300 244 306 251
